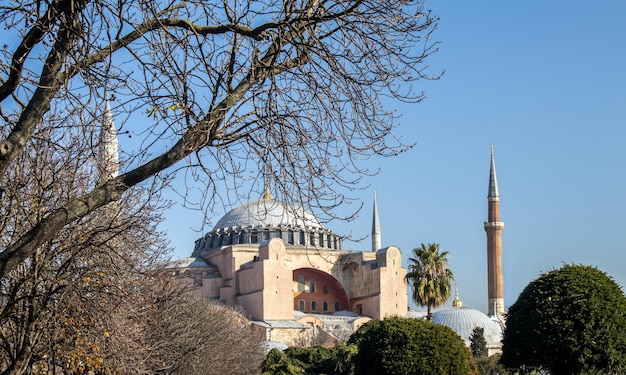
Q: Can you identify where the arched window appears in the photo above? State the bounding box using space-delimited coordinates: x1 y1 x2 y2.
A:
297 274 305 292
334 301 340 311
299 231 305 245
311 301 317 311
323 301 328 311
299 300 305 311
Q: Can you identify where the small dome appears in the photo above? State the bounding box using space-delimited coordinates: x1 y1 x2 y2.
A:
213 199 323 231
432 306 503 346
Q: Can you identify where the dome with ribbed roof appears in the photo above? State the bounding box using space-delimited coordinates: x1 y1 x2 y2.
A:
193 197 342 254
432 306 503 346
213 198 323 231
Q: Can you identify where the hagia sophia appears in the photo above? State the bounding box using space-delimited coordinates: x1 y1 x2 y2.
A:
169 189 408 345
169 143 507 351
100 99 507 352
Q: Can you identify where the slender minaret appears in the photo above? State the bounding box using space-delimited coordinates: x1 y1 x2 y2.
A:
484 145 504 317
99 97 119 180
371 191 381 251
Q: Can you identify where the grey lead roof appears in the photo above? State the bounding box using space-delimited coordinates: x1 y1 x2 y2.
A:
432 306 503 346
212 198 323 231
488 144 499 198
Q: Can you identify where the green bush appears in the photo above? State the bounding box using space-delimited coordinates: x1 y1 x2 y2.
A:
475 353 511 375
349 316 476 375
261 344 357 375
501 264 626 374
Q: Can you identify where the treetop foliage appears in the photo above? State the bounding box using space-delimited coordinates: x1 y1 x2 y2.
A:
261 344 357 375
262 317 478 375
501 264 626 375
348 316 476 375
470 326 488 359
405 243 454 319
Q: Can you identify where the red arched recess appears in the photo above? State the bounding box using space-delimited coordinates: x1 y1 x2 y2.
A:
293 268 349 314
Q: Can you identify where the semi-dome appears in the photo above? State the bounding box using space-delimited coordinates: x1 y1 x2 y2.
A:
213 198 323 231
432 306 503 346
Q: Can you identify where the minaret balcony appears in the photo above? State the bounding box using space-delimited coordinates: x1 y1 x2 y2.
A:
483 222 504 228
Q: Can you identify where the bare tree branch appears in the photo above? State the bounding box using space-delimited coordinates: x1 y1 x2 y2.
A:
0 0 441 278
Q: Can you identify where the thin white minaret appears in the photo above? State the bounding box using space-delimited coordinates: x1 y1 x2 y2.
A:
484 145 504 317
99 97 119 180
371 191 381 251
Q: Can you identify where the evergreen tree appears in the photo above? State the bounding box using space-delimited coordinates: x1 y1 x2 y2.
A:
349 317 476 375
261 345 357 375
470 327 488 359
501 264 626 374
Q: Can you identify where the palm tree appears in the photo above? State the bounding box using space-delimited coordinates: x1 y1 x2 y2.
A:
405 243 454 320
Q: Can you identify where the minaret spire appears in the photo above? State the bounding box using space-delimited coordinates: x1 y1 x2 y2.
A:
99 94 119 180
488 144 499 199
484 145 504 317
371 191 381 251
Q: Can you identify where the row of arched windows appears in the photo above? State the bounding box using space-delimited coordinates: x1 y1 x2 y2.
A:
196 227 343 252
298 300 341 312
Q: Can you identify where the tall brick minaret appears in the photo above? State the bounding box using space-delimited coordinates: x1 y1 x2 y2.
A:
484 145 504 317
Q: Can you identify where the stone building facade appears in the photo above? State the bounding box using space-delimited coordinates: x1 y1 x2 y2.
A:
171 194 408 345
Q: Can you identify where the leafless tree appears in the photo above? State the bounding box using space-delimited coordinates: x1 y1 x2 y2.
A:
0 0 441 277
131 278 265 375
0 121 263 374
1 260 265 374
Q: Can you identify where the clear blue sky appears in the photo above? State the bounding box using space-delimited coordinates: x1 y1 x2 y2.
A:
164 1 626 314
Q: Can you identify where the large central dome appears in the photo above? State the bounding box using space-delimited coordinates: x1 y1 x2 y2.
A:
213 199 323 231
193 197 341 254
